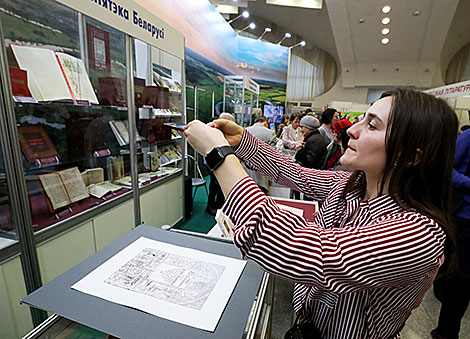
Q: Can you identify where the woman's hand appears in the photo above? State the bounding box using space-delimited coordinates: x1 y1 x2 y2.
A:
211 119 244 147
184 120 230 156
294 142 304 151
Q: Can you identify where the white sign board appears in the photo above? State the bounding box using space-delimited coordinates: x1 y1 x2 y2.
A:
56 0 184 59
424 80 470 98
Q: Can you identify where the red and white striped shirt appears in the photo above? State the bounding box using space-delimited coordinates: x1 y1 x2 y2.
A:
223 131 445 339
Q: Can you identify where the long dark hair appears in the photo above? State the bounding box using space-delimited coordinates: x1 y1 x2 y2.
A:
343 88 458 267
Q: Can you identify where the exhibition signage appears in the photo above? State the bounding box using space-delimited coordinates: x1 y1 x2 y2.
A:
424 80 470 98
55 0 184 59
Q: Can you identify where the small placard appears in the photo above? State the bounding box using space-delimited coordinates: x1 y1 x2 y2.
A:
93 149 111 157
36 156 60 168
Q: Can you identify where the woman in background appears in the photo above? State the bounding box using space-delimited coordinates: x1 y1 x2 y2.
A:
184 88 457 338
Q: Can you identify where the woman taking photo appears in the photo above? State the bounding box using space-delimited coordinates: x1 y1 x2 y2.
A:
184 88 458 339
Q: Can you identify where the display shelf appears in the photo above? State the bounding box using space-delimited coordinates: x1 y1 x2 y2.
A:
160 158 182 167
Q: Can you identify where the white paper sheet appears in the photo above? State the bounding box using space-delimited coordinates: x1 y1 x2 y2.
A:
277 203 304 217
72 237 246 332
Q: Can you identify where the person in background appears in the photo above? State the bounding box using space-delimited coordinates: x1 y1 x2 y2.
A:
276 114 289 138
323 119 354 169
294 116 328 169
246 116 276 147
244 116 276 193
332 126 352 171
318 108 340 143
205 113 235 215
184 88 458 338
432 128 470 339
279 112 303 149
460 124 470 133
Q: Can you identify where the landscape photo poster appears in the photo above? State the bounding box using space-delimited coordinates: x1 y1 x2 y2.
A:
137 0 289 118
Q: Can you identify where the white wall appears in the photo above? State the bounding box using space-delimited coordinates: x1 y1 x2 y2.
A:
310 75 369 108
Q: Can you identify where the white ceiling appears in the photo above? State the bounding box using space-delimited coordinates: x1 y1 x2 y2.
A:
211 0 470 89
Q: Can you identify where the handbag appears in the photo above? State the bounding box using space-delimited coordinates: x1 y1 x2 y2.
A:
284 312 322 339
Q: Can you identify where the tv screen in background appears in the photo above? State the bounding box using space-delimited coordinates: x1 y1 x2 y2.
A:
263 105 284 130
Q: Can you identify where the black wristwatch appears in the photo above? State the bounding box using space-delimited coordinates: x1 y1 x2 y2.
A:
205 146 234 171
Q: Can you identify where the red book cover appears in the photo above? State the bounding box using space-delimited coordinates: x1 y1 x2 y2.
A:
8 66 31 97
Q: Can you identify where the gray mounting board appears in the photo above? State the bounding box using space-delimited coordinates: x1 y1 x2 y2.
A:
22 225 264 339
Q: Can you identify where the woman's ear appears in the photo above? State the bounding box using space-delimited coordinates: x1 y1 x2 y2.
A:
407 148 422 167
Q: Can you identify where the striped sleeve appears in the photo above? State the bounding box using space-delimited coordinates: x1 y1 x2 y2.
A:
223 178 446 294
234 130 350 201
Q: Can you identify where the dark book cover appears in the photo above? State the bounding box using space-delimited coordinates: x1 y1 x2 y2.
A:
98 77 126 106
17 124 59 163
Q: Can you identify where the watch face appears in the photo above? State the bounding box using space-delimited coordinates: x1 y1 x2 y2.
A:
207 146 233 171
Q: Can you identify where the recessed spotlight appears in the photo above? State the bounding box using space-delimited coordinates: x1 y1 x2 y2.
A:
358 18 365 24
382 17 391 25
300 41 306 46
242 11 249 18
381 28 390 35
265 27 272 32
382 6 391 14
381 38 390 45
249 22 256 29
285 32 292 38
413 10 421 16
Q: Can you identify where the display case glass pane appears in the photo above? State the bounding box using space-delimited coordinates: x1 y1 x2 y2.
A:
132 43 184 187
0 146 17 249
1 0 134 232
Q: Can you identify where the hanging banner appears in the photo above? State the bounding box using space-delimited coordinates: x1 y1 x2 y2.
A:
55 0 184 59
424 80 470 98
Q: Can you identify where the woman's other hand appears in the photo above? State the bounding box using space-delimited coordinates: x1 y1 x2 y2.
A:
211 119 244 147
184 120 230 156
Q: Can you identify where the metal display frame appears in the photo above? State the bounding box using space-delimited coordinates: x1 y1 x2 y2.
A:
223 75 260 127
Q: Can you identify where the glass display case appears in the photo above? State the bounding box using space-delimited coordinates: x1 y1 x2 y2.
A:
0 0 185 236
0 1 186 335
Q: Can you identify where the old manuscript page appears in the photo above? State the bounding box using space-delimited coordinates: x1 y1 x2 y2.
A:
58 167 89 203
72 237 246 331
38 173 70 210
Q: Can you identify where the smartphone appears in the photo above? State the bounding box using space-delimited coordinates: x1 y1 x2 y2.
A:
163 123 186 131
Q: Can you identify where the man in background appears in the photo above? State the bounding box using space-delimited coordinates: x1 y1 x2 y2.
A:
432 128 470 339
243 116 276 194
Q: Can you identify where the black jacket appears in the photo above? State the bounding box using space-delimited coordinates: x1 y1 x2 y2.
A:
295 130 328 169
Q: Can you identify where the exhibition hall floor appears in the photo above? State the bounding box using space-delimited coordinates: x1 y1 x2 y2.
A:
177 180 470 339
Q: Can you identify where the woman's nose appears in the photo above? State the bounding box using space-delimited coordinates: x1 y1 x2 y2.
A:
347 125 359 139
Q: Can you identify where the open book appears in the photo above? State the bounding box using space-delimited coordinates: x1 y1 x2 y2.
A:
10 44 98 104
88 182 122 198
38 167 89 211
109 120 142 146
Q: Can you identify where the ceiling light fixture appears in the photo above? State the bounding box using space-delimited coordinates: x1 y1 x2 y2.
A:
381 28 390 35
228 10 249 24
358 18 365 24
413 10 421 16
381 38 390 45
239 22 256 32
382 6 391 14
258 27 272 41
289 40 306 49
382 17 391 25
277 32 292 45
